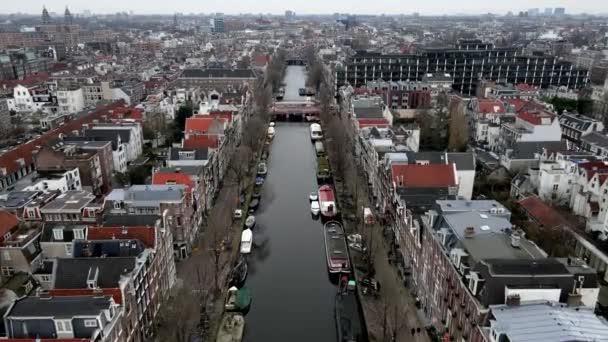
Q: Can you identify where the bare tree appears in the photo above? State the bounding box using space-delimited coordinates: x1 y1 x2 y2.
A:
447 96 469 152
154 280 206 342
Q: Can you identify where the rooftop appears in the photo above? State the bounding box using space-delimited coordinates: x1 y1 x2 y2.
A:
8 295 114 318
54 257 136 289
41 191 95 213
181 68 256 79
489 301 608 342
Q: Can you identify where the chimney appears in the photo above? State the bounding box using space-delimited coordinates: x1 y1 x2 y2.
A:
464 226 475 238
511 230 522 248
506 294 521 306
567 293 582 308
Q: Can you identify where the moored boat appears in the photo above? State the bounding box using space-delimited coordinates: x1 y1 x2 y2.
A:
267 126 275 139
245 215 256 229
225 286 252 312
318 185 338 218
324 221 350 274
335 275 364 342
249 198 260 211
255 176 265 186
310 123 323 141
257 162 268 176
216 313 245 342
240 229 253 254
228 255 248 287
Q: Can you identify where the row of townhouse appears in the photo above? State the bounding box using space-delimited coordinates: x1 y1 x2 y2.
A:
0 192 175 341
398 199 603 342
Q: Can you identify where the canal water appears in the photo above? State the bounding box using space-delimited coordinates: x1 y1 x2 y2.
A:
244 66 338 341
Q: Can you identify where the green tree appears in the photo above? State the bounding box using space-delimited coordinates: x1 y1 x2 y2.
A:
170 105 193 144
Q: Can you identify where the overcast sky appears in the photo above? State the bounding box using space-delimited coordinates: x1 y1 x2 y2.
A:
4 0 607 15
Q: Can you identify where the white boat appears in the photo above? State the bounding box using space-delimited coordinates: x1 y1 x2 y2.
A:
318 185 338 218
216 313 245 342
309 192 318 201
257 162 267 176
311 201 320 216
310 123 323 141
270 122 276 127
240 229 253 254
245 215 256 229
267 126 276 139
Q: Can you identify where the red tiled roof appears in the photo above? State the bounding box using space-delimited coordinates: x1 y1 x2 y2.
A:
252 53 270 67
515 83 538 92
183 135 220 149
477 99 505 114
578 161 608 181
87 226 156 249
517 111 555 125
0 72 49 89
108 106 143 121
0 101 126 176
357 118 390 128
518 196 570 229
391 164 457 188
5 339 90 342
0 210 19 243
504 99 546 113
48 288 123 305
185 116 228 134
152 172 194 192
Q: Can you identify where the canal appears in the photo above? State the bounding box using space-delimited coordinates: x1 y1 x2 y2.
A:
244 66 338 341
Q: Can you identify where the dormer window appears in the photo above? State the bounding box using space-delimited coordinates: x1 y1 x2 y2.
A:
73 228 84 240
54 319 73 334
53 228 64 241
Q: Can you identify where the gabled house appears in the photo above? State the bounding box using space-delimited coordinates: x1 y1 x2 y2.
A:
391 163 458 211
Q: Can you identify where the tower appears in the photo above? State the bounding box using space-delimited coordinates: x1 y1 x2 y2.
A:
173 13 178 28
42 6 51 24
64 7 73 25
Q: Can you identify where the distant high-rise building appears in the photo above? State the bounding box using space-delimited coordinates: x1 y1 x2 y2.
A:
554 7 566 16
64 7 73 25
544 7 553 15
528 8 540 16
285 10 296 19
173 13 178 27
42 6 51 24
211 16 225 33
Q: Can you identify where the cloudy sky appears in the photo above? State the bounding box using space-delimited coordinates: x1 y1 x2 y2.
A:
4 0 607 15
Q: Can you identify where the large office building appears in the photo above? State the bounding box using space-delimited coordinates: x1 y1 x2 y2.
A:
336 39 588 96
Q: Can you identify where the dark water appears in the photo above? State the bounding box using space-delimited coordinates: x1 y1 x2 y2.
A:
244 122 338 341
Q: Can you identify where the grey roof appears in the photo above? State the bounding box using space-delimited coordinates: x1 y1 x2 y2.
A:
490 301 608 342
485 258 570 276
41 191 95 213
181 68 256 79
582 131 608 149
102 214 160 227
60 139 112 149
510 141 565 160
84 129 131 144
447 152 476 170
558 113 596 131
125 185 185 206
0 191 40 209
436 200 509 214
63 136 122 150
168 147 209 161
9 295 114 317
54 257 136 289
353 106 384 119
407 151 447 164
442 211 545 260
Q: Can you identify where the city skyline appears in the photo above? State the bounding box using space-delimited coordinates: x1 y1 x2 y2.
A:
2 0 607 16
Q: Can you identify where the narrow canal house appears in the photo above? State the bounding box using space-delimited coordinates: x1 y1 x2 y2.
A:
398 199 600 342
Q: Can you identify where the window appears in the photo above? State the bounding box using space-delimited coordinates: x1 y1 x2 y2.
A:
55 319 73 333
3 232 11 241
73 228 84 240
553 184 559 191
84 319 98 327
53 228 64 241
65 244 73 256
2 250 11 261
39 274 51 282
1 266 14 276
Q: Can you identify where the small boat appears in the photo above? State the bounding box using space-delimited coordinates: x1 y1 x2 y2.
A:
249 198 260 211
245 215 256 229
270 121 276 127
225 286 252 312
318 185 338 218
233 209 243 220
324 221 350 273
240 229 253 254
252 189 261 199
267 126 275 140
335 275 364 342
314 141 325 156
310 123 323 141
316 156 332 183
228 256 248 287
257 162 268 176
255 176 265 186
309 192 318 201
311 200 320 216
216 313 245 342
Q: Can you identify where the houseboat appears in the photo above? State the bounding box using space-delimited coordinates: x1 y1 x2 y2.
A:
335 276 364 342
316 156 331 183
324 221 350 273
